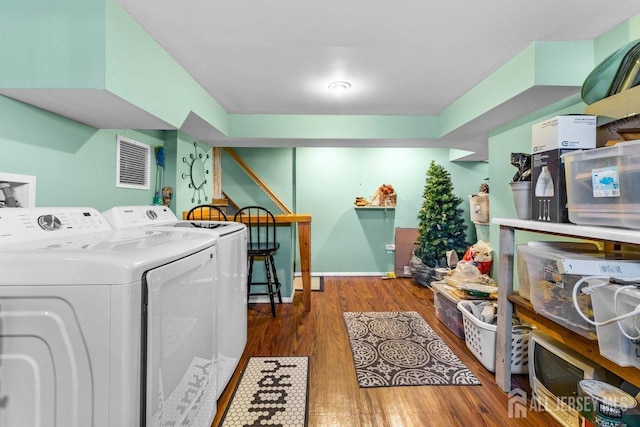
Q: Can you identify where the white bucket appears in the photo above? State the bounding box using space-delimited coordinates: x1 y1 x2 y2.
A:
510 181 531 220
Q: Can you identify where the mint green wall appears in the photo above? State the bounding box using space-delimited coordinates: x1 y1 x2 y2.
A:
2 0 624 164
0 0 106 89
175 134 213 216
104 1 228 132
223 148 295 211
0 96 162 209
486 15 640 289
222 148 295 297
489 96 585 230
488 99 604 290
296 147 487 273
163 131 214 217
222 147 488 274
3 4 640 285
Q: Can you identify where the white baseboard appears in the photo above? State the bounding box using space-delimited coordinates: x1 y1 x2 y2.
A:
249 288 294 304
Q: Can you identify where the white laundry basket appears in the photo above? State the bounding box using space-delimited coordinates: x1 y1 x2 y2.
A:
457 300 531 374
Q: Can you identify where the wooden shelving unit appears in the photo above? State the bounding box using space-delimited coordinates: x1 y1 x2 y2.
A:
585 84 640 123
492 218 640 391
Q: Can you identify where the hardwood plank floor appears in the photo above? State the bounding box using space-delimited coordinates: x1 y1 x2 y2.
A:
212 277 560 426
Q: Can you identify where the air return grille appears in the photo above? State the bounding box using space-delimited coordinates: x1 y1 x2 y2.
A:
116 135 150 190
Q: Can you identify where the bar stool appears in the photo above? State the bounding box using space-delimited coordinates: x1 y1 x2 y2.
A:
234 206 282 317
186 204 228 221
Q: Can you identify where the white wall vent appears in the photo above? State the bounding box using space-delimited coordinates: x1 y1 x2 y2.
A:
116 135 151 190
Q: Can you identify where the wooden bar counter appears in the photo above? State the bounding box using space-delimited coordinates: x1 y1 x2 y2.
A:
183 211 312 312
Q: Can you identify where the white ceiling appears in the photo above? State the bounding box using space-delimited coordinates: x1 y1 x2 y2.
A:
111 2 640 157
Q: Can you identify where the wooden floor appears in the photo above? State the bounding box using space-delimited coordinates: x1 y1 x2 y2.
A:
212 277 560 426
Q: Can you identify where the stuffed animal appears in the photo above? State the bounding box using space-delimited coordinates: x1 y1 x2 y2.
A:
462 240 493 275
162 187 173 207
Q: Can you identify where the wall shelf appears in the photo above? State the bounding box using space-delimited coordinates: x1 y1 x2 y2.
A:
354 206 395 210
491 217 640 391
585 84 640 124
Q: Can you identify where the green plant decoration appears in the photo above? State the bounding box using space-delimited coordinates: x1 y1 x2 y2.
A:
415 160 469 268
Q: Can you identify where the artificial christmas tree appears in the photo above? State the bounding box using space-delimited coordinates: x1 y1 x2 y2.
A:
411 161 469 286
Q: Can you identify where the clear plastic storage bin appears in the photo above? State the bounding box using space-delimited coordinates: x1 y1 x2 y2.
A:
431 281 465 339
563 140 640 229
591 284 640 369
517 241 599 301
434 291 465 339
518 244 640 340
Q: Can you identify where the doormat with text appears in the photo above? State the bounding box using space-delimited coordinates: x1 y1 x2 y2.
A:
219 356 309 427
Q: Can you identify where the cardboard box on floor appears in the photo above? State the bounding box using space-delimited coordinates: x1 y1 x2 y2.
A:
395 228 420 277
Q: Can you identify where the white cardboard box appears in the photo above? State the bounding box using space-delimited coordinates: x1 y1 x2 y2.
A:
531 115 596 154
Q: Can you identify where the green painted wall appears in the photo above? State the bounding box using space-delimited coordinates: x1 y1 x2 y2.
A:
0 96 162 210
3 4 640 294
296 147 488 273
3 0 629 163
221 147 295 297
0 0 106 89
222 147 488 275
104 1 228 132
486 15 640 290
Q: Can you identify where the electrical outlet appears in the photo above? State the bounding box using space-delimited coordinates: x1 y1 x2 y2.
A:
385 244 395 251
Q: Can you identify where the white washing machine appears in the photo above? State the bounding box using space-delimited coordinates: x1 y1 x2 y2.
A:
102 205 247 399
0 207 219 427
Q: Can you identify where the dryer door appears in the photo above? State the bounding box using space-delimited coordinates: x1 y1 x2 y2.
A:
144 246 217 427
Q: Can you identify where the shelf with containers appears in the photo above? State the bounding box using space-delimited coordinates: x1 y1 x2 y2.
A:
492 217 640 391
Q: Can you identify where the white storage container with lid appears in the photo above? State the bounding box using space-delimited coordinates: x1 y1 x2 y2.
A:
562 140 640 229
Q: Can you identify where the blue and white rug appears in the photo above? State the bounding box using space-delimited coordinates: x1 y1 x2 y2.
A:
343 311 481 388
219 356 309 427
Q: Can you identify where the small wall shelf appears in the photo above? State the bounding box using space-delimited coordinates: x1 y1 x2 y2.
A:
354 206 395 210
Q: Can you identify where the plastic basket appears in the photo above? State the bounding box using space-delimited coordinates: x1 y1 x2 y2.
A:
457 300 531 374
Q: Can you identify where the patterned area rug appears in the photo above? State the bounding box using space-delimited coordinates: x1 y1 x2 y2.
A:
343 311 481 388
219 356 309 427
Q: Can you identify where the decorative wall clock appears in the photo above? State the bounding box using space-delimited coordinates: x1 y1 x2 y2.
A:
182 141 210 203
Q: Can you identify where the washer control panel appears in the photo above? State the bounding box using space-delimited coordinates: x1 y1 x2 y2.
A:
102 205 179 228
0 207 112 244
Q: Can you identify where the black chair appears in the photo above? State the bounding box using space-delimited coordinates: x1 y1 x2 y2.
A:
186 204 228 221
234 206 282 317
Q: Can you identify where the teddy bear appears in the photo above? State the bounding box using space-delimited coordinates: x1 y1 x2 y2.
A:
462 240 493 275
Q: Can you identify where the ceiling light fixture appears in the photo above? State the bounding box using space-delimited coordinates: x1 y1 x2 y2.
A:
328 81 351 92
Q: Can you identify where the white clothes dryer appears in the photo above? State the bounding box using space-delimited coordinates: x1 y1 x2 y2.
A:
102 205 247 399
0 207 219 427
